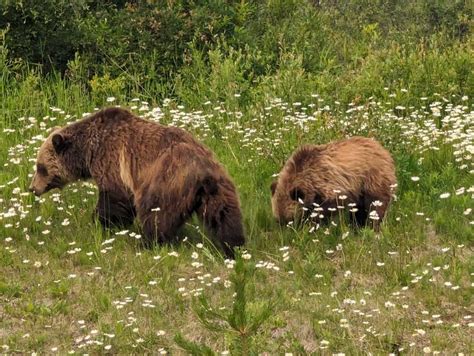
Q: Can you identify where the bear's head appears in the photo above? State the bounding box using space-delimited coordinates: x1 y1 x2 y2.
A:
270 178 307 225
270 145 321 224
29 128 85 196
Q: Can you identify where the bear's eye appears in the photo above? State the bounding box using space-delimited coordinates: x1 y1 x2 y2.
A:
36 164 48 176
290 187 305 202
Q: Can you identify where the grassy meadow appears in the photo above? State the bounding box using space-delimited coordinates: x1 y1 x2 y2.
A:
1 1 473 354
1 88 473 354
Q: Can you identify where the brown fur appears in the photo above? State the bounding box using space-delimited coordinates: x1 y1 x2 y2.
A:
271 137 397 230
29 107 245 257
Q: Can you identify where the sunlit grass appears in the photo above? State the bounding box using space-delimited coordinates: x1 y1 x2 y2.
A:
0 86 472 354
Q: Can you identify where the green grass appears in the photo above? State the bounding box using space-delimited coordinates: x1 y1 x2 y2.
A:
0 75 472 354
1 2 473 352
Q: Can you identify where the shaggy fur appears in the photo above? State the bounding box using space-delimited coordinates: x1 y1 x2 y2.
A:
29 107 245 257
270 137 397 230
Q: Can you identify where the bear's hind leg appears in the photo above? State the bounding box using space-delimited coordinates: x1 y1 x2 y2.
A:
95 189 136 228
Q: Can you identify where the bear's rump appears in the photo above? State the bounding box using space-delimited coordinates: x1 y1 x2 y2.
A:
136 143 218 213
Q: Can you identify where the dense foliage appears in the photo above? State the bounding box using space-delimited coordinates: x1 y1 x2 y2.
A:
1 0 472 106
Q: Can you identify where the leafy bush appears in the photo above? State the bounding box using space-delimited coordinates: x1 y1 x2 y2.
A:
0 0 90 71
0 0 472 103
89 72 126 103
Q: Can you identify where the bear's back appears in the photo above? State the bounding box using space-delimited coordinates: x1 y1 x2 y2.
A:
323 136 394 175
84 107 135 127
85 107 205 151
284 136 395 195
292 137 393 175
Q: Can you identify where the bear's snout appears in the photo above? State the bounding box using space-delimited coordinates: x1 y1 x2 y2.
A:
28 185 42 196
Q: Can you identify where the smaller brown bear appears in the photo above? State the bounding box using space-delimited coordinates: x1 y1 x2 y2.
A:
270 137 396 230
29 107 245 258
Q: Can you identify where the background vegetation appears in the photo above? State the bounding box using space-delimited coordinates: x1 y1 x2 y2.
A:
0 0 473 354
1 0 472 109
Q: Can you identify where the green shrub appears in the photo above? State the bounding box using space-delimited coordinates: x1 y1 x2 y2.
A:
0 0 472 104
89 72 126 103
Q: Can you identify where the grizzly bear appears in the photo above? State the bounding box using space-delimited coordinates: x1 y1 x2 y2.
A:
29 107 245 257
270 137 396 230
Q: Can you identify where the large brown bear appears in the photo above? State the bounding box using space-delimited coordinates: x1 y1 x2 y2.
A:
29 107 245 257
270 137 396 230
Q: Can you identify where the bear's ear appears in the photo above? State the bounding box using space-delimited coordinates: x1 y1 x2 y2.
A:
289 187 305 202
270 181 277 196
52 133 71 154
202 176 219 195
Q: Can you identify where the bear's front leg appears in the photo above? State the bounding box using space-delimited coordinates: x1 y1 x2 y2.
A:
358 192 391 232
94 189 136 228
